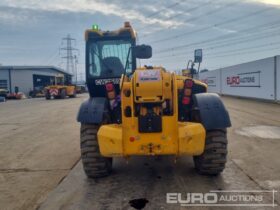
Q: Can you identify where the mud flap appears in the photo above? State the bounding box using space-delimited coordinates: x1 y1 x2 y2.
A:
77 97 108 124
192 93 231 130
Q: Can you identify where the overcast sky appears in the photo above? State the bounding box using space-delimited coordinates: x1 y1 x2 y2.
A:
0 0 280 80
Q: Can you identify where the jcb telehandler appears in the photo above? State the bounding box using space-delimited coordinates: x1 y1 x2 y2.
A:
45 75 76 99
77 22 231 178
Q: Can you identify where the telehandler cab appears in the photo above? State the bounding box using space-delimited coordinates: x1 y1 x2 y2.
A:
77 22 231 178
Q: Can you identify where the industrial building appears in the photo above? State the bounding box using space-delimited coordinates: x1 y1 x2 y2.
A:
0 66 72 96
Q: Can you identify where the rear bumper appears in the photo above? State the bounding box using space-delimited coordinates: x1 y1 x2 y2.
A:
97 122 205 157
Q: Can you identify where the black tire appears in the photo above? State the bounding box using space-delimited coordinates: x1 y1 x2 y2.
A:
80 124 112 178
45 91 51 100
69 90 76 98
60 89 66 99
193 130 227 175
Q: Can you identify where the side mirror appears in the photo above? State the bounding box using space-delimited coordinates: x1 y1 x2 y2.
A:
133 45 152 59
194 49 202 63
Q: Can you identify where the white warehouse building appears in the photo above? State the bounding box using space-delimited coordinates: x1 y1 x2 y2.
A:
0 66 72 96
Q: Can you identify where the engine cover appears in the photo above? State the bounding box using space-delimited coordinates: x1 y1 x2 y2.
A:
134 70 163 103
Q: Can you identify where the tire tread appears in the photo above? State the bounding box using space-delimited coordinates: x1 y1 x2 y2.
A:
194 130 228 175
80 124 112 178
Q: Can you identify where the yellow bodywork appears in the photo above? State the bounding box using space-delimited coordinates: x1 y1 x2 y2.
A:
44 75 76 97
98 121 205 156
45 85 76 96
98 67 206 157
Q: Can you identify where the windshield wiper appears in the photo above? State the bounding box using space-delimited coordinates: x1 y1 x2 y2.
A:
124 47 132 76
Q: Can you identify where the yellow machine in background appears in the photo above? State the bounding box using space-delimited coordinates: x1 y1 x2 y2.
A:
44 75 76 99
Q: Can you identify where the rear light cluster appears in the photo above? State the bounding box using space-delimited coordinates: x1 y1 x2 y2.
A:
184 79 193 88
105 82 118 110
105 82 114 92
182 79 193 105
182 97 190 105
105 82 116 100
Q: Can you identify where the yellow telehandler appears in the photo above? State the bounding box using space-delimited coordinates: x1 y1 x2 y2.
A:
44 75 76 99
77 22 231 178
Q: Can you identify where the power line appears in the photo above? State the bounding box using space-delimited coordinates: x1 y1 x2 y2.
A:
207 45 280 69
202 22 280 47
206 31 279 52
141 0 240 38
47 50 60 65
154 19 280 54
207 42 280 59
41 48 59 64
152 40 280 63
145 1 181 18
153 26 280 59
139 0 212 36
149 6 274 44
152 43 280 68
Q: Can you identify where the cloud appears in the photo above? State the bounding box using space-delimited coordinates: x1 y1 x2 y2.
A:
0 11 19 23
0 8 36 24
0 0 181 28
247 0 280 6
1 0 279 70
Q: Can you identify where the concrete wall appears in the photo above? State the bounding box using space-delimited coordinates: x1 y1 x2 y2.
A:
199 55 280 101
